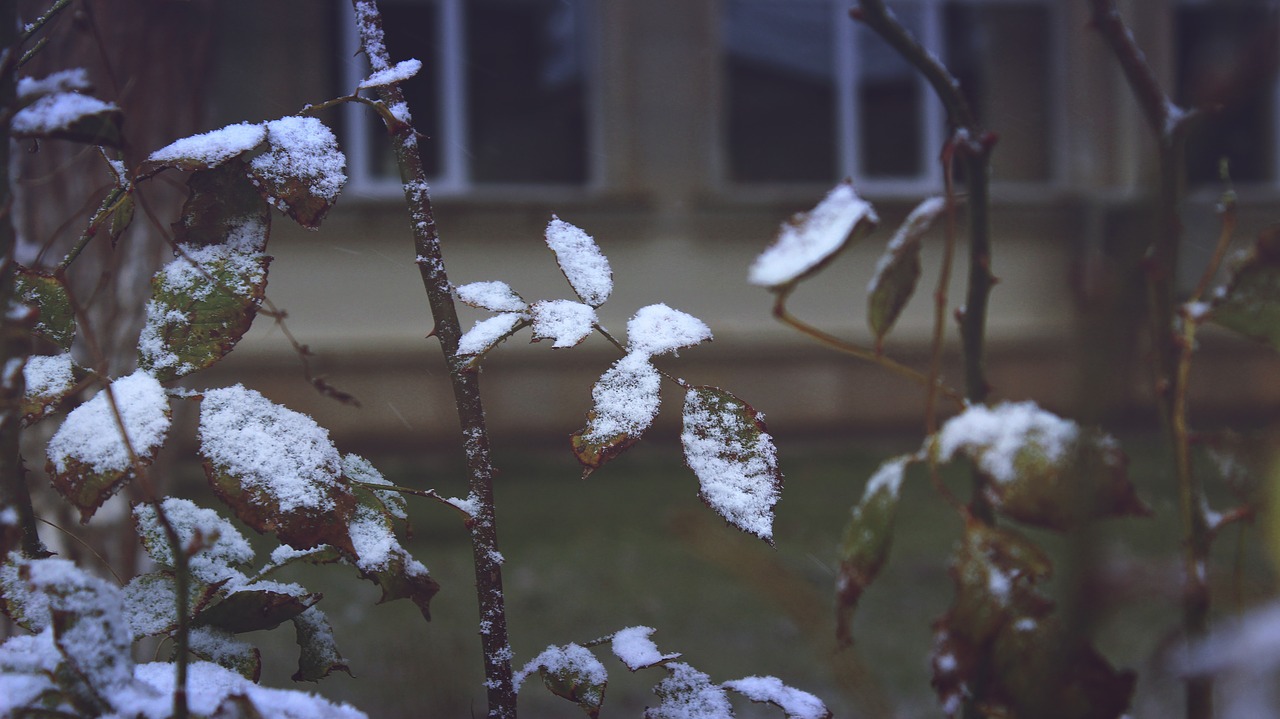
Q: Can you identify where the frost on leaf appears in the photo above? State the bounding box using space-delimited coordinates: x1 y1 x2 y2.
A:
749 180 879 290
138 220 270 382
249 116 347 228
455 280 528 313
627 304 712 357
46 371 171 523
867 196 945 350
12 91 123 147
645 662 733 719
611 626 680 671
133 499 253 586
932 523 1134 719
531 299 597 348
935 402 1149 531
836 456 910 645
681 386 781 544
571 352 661 476
723 676 831 719
546 216 613 307
16 268 75 351
292 606 351 682
346 480 440 621
198 385 357 553
22 352 79 426
123 571 222 638
141 122 267 175
457 313 526 357
516 643 608 718
1211 225 1280 351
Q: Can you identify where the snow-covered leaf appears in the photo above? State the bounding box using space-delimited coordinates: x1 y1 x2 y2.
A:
22 352 80 426
456 312 526 357
131 660 369 718
133 499 253 586
645 662 733 719
836 456 910 645
343 453 407 520
138 222 270 382
248 116 347 229
455 280 528 313
867 197 944 349
546 216 613 307
140 122 267 176
531 299 597 348
292 606 351 682
123 571 223 638
627 304 712 357
722 676 831 719
198 385 357 553
571 353 661 476
46 371 172 522
516 643 608 718
358 58 423 89
16 268 75 351
12 91 123 147
681 386 781 544
611 626 680 671
188 625 261 682
346 482 440 621
748 180 879 290
172 161 273 249
1211 225 1280 351
935 402 1149 530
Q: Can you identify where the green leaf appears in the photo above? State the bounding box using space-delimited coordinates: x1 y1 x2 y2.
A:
572 353 661 477
137 229 271 382
16 268 75 351
173 162 273 249
12 93 124 147
519 643 608 718
867 197 945 350
645 662 733 719
193 587 319 634
934 402 1149 531
681 386 781 544
836 456 910 645
189 625 262 682
748 179 879 291
1211 225 1280 349
248 117 346 229
109 193 134 246
292 606 352 682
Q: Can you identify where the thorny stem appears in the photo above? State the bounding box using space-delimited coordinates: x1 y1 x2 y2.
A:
1088 2 1210 717
772 289 964 408
55 185 130 275
350 2 516 717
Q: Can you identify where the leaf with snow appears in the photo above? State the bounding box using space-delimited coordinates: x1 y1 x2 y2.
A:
836 455 911 646
343 453 407 520
198 385 357 553
123 571 223 638
611 626 680 671
345 481 440 621
188 625 262 682
16 268 75 350
627 304 712 357
358 58 423 89
46 371 172 523
138 224 271 382
546 216 613 307
22 352 80 426
456 312 526 357
130 660 369 719
531 299 597 348
645 662 733 719
12 91 123 147
934 402 1149 530
867 197 945 350
248 116 347 229
681 386 781 544
571 352 661 476
133 499 254 586
173 161 273 249
1211 225 1280 351
140 122 267 176
194 585 319 635
516 643 608 718
749 180 879 290
723 676 831 719
292 606 351 682
455 280 528 313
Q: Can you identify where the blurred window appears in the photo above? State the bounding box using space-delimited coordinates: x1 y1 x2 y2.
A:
722 0 1057 191
341 0 591 196
1175 0 1280 186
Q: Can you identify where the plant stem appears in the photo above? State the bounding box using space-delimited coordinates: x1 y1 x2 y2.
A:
349 3 516 717
1087 3 1210 716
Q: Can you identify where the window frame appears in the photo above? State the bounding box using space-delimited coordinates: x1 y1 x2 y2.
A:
338 0 604 199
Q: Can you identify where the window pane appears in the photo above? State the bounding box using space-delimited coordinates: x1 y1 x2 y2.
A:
376 1 441 178
1177 2 1278 184
856 3 924 178
467 0 588 184
944 3 1053 183
724 0 837 183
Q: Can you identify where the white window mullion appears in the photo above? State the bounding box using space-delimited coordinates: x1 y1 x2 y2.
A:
439 0 469 190
834 0 858 180
341 3 376 191
920 0 945 187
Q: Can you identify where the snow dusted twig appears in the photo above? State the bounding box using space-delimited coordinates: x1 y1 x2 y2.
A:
348 2 516 717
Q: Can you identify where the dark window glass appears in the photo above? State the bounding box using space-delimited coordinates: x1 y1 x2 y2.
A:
944 2 1053 182
467 0 588 184
855 4 924 178
724 0 837 183
1177 2 1278 184
375 1 441 178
